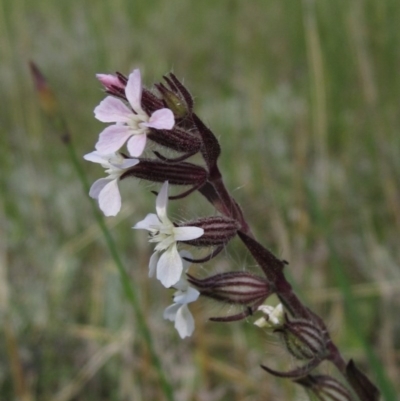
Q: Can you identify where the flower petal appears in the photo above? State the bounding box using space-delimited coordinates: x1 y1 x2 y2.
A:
94 96 133 123
95 124 133 154
163 303 180 321
174 287 200 304
173 226 204 242
119 158 139 169
133 213 160 230
84 151 106 164
89 178 111 199
142 108 175 130
125 69 143 113
127 134 147 157
96 74 124 89
175 304 195 338
98 179 121 216
149 252 159 278
156 181 169 222
156 244 183 288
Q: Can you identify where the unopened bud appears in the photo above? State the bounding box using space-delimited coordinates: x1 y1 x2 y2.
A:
188 271 272 307
295 375 354 401
121 159 207 187
96 72 127 99
276 315 328 361
182 216 240 247
147 126 202 154
155 73 194 118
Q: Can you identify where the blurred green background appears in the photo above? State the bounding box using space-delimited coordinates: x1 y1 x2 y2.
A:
1 0 400 400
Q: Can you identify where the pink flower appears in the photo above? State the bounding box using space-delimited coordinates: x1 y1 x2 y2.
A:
94 69 175 157
84 151 139 216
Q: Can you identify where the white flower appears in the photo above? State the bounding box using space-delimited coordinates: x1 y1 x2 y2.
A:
133 181 204 288
94 69 175 157
84 151 139 216
254 303 284 328
163 251 200 338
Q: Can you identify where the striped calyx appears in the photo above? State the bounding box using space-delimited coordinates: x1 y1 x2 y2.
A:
294 375 354 401
276 315 328 361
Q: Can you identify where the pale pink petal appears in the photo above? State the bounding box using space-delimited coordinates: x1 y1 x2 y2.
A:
173 226 204 242
142 108 175 130
89 178 110 199
163 303 180 321
157 244 183 288
174 287 199 304
84 151 106 164
156 181 169 222
98 179 121 216
149 252 159 278
96 74 124 89
119 158 139 169
175 304 195 338
133 213 160 230
94 96 132 123
95 124 132 154
125 69 143 112
127 134 147 157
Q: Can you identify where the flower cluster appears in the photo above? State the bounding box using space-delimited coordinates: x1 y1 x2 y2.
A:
84 68 379 400
85 69 175 216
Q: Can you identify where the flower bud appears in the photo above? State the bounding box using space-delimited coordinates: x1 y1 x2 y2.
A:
96 72 127 99
295 375 354 401
188 271 272 311
147 126 202 155
276 315 328 361
181 216 240 247
121 159 207 187
155 73 194 118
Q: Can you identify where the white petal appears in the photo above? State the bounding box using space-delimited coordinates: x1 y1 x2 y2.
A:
173 226 204 242
156 244 183 288
125 69 143 113
175 304 195 338
89 178 111 199
149 252 159 278
98 179 121 216
133 213 160 230
127 134 147 157
95 124 133 154
156 181 169 222
142 108 175 130
119 158 139 169
174 287 200 304
94 96 132 123
84 151 106 164
163 303 180 321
